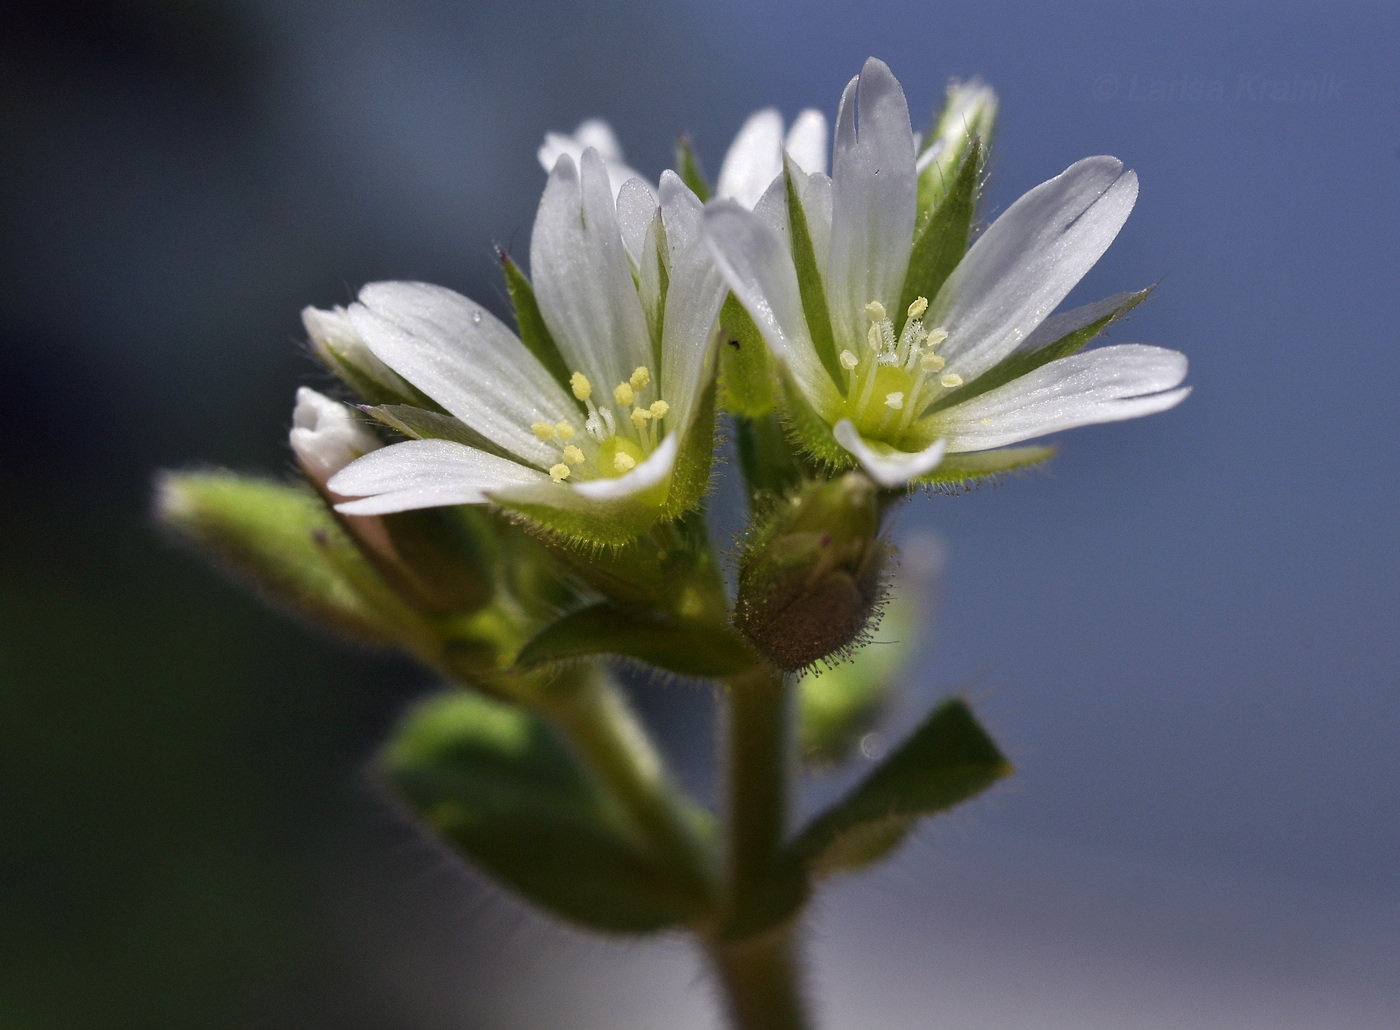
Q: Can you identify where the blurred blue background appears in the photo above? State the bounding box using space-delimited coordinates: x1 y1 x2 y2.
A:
2 1 1396 1027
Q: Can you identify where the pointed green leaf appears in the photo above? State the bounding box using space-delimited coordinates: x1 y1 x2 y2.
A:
675 134 711 202
900 140 981 326
926 289 1152 414
501 251 574 390
789 698 1011 877
785 162 845 389
383 690 706 933
517 602 754 678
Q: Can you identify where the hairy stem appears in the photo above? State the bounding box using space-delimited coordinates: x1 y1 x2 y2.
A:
544 669 718 914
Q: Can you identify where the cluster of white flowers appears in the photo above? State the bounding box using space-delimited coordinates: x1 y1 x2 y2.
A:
300 58 1188 536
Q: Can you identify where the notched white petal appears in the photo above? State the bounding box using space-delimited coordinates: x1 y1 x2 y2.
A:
717 107 785 210
931 344 1189 451
329 439 545 515
833 418 947 488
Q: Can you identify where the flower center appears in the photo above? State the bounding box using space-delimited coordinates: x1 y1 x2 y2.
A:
530 366 670 483
839 297 960 441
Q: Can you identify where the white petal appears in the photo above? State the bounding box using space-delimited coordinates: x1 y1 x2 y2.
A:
929 344 1189 451
658 193 726 434
350 282 573 467
659 170 703 256
785 109 829 176
752 170 790 240
329 439 546 515
933 156 1139 383
833 419 947 488
616 177 658 265
828 58 918 349
537 120 651 202
703 202 842 416
532 151 654 395
717 108 784 210
289 386 382 487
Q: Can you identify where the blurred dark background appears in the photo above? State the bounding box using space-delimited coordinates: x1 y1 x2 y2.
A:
2 1 1396 1027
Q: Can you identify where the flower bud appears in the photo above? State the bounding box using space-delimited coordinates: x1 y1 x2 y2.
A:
289 386 383 490
916 78 998 218
302 305 420 404
290 387 493 616
734 473 887 671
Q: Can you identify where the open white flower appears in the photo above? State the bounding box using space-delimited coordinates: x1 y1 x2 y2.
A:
703 57 1190 488
539 108 828 211
327 150 726 545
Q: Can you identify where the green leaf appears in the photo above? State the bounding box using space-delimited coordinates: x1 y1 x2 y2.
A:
675 134 711 202
925 288 1152 414
501 250 574 390
517 602 754 678
156 471 420 644
901 140 981 326
718 293 778 417
914 446 1055 487
383 690 707 933
784 161 845 389
788 698 1011 877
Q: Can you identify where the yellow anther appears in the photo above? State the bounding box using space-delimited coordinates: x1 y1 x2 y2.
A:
648 400 669 419
531 421 557 441
550 463 571 482
570 372 592 401
885 392 905 410
555 421 575 441
907 296 929 319
940 373 964 389
613 452 636 473
614 381 635 406
629 366 651 390
867 324 883 350
840 349 859 370
630 407 652 430
920 352 946 371
925 326 949 348
864 300 887 322
562 444 585 464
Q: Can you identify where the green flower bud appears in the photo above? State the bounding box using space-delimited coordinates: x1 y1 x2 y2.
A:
734 473 887 671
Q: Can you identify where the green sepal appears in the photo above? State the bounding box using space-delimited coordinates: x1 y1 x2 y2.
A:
662 382 718 522
156 471 421 644
901 139 981 327
360 403 514 462
718 294 778 417
925 288 1152 414
675 134 712 202
517 602 754 679
914 446 1055 487
779 374 855 472
735 410 805 502
382 690 706 933
788 698 1011 878
798 591 918 766
784 161 844 390
500 250 574 391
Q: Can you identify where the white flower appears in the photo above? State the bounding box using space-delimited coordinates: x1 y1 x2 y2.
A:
538 108 829 211
703 58 1190 488
326 150 726 545
289 386 383 490
302 305 418 402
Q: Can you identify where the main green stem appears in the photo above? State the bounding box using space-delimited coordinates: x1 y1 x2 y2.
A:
544 669 718 911
711 664 813 1030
